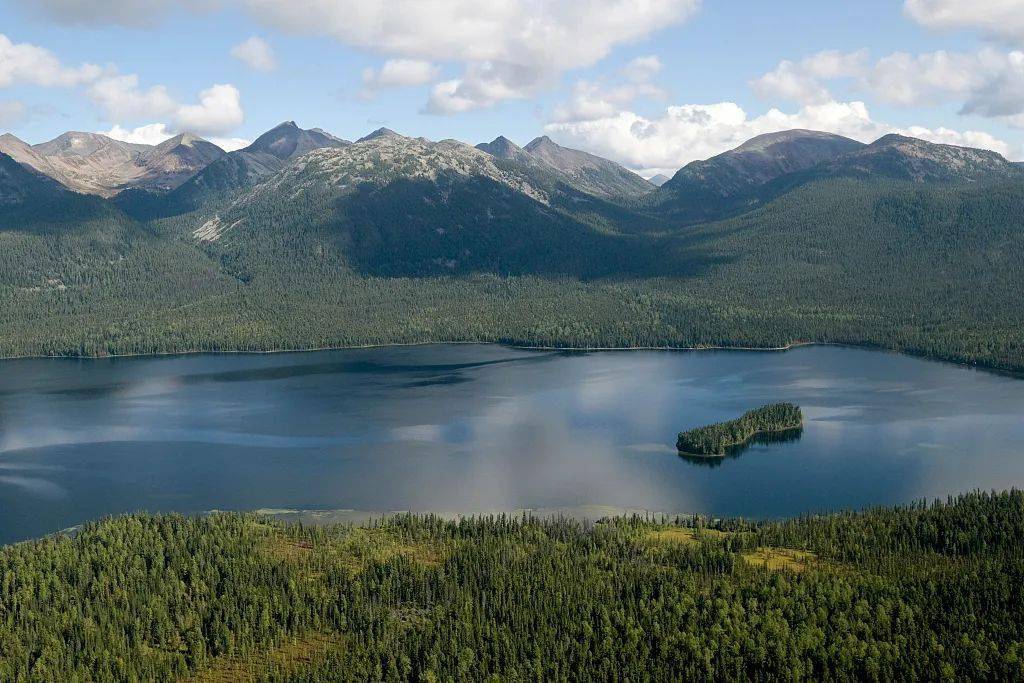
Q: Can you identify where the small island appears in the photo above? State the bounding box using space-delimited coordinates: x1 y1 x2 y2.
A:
677 403 804 456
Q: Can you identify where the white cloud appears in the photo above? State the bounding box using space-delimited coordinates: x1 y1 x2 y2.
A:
544 99 1013 177
207 136 250 151
0 100 26 126
175 83 244 134
751 50 868 105
621 55 662 82
88 74 177 120
902 125 1011 156
0 32 245 139
231 36 276 72
102 122 175 145
757 47 1024 125
13 1 699 113
551 80 665 124
904 0 1024 44
865 49 1024 117
0 33 102 88
551 53 666 124
103 123 250 150
361 59 438 95
89 76 243 136
246 0 699 112
424 62 535 114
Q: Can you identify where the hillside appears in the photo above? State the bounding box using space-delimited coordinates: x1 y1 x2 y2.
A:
0 126 1022 373
654 129 865 223
180 131 671 278
144 121 351 216
2 491 1023 680
819 133 1023 182
522 135 655 200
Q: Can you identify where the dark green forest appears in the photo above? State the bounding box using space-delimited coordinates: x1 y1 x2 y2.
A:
677 403 803 455
2 176 1023 373
2 491 1023 681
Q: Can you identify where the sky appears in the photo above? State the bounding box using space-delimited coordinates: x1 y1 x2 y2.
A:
2 0 1024 177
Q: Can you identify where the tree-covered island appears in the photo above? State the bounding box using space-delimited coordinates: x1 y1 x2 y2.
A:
677 403 804 456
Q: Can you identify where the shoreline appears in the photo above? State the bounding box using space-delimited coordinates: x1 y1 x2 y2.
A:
1 339 1018 378
0 339 813 362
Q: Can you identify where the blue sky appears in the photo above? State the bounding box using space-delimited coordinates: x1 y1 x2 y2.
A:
2 0 1023 176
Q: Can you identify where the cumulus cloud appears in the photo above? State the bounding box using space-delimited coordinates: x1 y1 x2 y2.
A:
207 135 250 151
88 75 243 136
0 33 102 88
15 1 699 112
102 122 176 145
621 55 662 82
904 0 1024 44
87 74 177 120
175 83 244 134
550 56 667 124
246 0 698 112
361 59 438 96
0 31 245 139
751 50 868 105
424 62 536 114
231 36 276 72
544 99 1012 178
103 122 250 150
0 100 26 126
756 47 1024 126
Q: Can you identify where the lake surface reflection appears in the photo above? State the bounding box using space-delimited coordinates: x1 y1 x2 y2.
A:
1 344 1023 544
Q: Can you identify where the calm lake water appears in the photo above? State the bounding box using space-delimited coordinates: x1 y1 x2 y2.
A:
1 344 1023 545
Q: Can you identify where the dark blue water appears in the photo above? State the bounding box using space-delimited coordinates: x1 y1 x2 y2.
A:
1 344 1023 544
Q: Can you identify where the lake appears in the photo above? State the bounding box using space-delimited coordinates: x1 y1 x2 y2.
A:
1 344 1023 545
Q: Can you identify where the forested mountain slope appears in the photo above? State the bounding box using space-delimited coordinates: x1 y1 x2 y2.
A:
653 129 864 223
0 127 1022 373
178 131 672 278
129 121 351 217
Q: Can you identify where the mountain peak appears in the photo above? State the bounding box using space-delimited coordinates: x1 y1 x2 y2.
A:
521 135 652 199
666 129 865 197
357 127 401 143
871 133 916 147
476 135 529 162
733 129 857 154
245 121 347 160
524 135 556 151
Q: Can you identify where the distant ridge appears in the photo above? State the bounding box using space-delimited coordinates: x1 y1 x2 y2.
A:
819 133 1021 183
0 131 225 196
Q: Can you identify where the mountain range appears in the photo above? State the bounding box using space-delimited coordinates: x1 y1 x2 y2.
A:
0 131 225 197
6 121 1019 220
1 118 1022 372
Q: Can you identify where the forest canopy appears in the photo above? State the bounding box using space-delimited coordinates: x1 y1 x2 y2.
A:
1 490 1023 681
